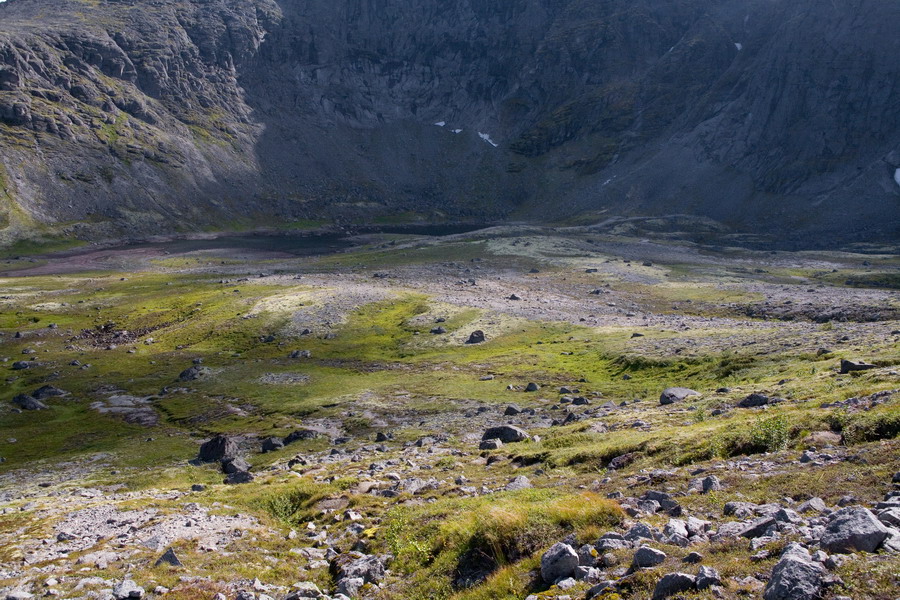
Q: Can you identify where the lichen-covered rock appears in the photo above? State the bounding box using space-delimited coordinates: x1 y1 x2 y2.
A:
540 542 579 584
820 506 889 553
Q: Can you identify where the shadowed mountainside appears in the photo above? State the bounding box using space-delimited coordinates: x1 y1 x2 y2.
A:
0 0 899 244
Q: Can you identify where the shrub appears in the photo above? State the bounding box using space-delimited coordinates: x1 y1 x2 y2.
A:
749 413 791 452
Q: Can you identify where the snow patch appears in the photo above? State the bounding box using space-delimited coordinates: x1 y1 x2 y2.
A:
434 121 446 127
894 168 900 188
452 129 462 134
734 42 743 51
478 132 499 147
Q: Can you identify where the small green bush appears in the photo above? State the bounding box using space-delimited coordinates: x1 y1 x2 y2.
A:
749 413 791 452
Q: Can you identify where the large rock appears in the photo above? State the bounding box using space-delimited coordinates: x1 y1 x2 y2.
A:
632 545 666 568
224 470 254 484
112 579 144 599
659 387 699 405
11 394 48 410
331 553 389 584
696 566 721 589
738 393 771 408
261 437 285 453
222 456 250 474
283 429 320 444
651 573 696 599
178 365 212 381
197 434 238 463
541 542 579 583
481 425 530 443
465 330 486 344
820 506 889 553
31 385 69 399
839 359 876 374
763 543 824 600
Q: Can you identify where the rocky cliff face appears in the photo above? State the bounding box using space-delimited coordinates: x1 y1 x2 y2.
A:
0 0 898 243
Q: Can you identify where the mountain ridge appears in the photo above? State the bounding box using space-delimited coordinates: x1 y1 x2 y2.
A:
0 0 898 244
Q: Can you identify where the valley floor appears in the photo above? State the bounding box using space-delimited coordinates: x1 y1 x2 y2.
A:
0 225 898 600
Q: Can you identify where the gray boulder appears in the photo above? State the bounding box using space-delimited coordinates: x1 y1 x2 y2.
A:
541 542 579 583
479 438 502 450
466 330 486 344
763 543 824 600
178 365 211 381
651 573 696 599
481 425 529 443
197 434 238 463
659 387 699 405
331 553 389 584
12 394 48 410
505 476 532 491
798 497 827 513
738 393 770 408
336 577 364 597
112 579 144 599
820 506 889 553
839 359 876 374
31 385 69 399
632 545 666 568
696 566 721 589
261 437 285 453
222 456 250 474
701 475 722 493
224 470 254 484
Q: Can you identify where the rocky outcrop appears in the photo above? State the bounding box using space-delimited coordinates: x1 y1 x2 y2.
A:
1 0 899 243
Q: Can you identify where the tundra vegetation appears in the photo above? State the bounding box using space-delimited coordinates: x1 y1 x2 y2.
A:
0 225 898 600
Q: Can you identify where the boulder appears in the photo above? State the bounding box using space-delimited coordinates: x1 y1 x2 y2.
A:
541 542 579 583
701 475 722 493
739 516 777 539
505 476 532 491
651 573 696 599
504 404 522 415
12 394 48 410
465 330 486 344
479 438 502 450
112 579 144 599
839 359 876 374
632 545 666 568
283 429 320 444
481 425 529 443
763 543 824 600
222 457 250 474
155 547 182 567
659 387 699 405
331 553 389 584
177 365 211 381
820 506 889 553
696 566 721 589
738 393 770 408
797 497 827 513
31 385 69 399
261 437 285 453
197 434 238 463
224 470 254 484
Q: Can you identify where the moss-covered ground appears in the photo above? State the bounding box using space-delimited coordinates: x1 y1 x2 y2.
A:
0 228 897 599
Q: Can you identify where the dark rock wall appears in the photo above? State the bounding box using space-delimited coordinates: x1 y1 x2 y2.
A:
0 0 897 242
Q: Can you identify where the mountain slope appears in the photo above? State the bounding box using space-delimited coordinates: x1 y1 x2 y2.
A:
0 0 898 243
